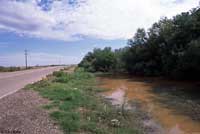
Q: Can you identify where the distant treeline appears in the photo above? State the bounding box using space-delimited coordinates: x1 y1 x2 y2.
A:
0 66 35 72
79 7 200 80
0 66 21 72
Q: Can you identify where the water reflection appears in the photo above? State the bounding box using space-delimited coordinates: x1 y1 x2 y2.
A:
98 75 200 134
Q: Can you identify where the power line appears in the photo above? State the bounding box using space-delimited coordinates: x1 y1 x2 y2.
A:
25 49 28 69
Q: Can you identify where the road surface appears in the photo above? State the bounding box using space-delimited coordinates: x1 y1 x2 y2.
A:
0 66 64 99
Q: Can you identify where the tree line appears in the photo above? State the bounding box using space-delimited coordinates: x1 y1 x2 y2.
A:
79 7 200 80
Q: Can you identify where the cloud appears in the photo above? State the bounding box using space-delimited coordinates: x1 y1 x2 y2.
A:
0 52 80 66
0 0 199 41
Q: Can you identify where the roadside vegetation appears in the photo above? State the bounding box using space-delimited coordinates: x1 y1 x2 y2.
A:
79 7 200 80
0 66 34 72
0 65 66 72
0 66 22 72
26 68 145 134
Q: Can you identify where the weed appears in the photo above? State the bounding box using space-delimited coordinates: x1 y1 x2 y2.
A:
26 67 142 134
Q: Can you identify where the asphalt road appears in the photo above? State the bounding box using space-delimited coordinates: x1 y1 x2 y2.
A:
0 66 64 99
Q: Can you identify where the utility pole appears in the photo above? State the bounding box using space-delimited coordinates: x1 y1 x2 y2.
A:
25 49 28 69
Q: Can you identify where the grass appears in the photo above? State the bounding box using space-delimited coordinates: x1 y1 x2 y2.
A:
26 67 143 134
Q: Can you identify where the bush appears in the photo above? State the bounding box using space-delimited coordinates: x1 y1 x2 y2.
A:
53 71 66 77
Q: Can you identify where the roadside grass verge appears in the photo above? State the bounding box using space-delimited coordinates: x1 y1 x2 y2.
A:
26 68 143 134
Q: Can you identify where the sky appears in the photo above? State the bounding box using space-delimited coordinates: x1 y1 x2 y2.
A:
0 0 199 66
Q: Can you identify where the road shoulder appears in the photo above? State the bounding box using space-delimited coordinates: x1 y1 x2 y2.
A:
0 89 62 134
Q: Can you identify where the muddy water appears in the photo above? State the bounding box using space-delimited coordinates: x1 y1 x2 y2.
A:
98 75 200 134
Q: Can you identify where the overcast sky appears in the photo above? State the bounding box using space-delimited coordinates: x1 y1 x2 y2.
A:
0 0 199 66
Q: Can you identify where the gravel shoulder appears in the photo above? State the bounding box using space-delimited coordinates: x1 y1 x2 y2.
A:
0 89 62 134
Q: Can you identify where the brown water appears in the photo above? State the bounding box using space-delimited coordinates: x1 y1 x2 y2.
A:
98 75 200 134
